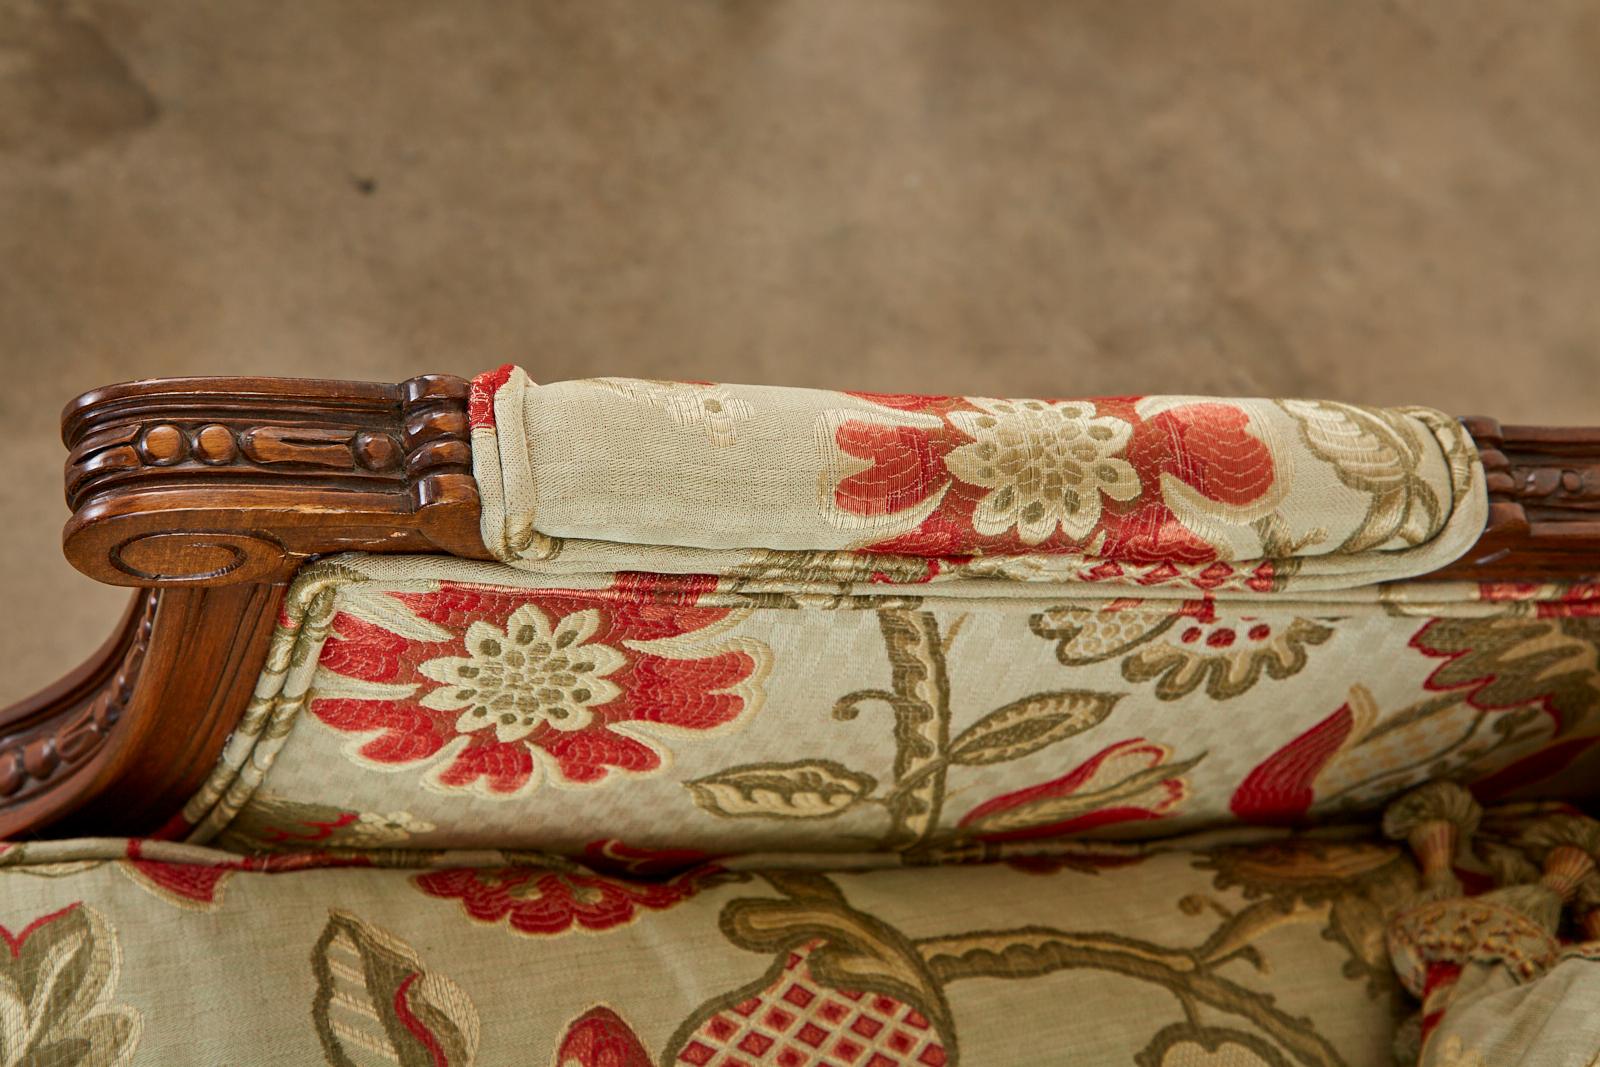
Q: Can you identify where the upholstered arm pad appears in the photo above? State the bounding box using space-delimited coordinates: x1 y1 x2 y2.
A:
473 369 1490 591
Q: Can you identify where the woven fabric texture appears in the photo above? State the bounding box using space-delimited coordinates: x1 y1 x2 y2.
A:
21 371 1598 1066
176 554 1600 858
470 367 1487 592
0 829 1417 1066
6 802 1595 1066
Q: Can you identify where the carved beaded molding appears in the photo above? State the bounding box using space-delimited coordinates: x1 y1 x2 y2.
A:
7 376 1599 841
1429 417 1600 581
130 421 404 473
60 375 489 586
0 590 157 806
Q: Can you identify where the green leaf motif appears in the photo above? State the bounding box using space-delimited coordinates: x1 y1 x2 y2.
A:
948 691 1121 766
686 761 878 820
0 903 141 1067
312 909 480 1067
1279 399 1443 552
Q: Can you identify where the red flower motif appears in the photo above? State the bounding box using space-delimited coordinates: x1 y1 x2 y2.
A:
1225 677 1564 821
1474 582 1600 615
413 862 717 936
959 738 1193 842
122 853 237 908
554 955 952 1067
1230 701 1363 825
828 394 1279 563
1537 585 1600 617
309 575 766 796
251 810 362 848
556 1007 653 1067
676 940 950 1066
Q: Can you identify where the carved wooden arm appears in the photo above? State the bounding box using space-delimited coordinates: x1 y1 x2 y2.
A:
61 374 489 586
3 375 485 839
2 376 1596 841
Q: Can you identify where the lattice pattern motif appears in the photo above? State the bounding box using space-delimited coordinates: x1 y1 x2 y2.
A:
678 944 948 1066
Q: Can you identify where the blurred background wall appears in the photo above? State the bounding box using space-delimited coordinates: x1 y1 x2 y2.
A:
2 0 1598 699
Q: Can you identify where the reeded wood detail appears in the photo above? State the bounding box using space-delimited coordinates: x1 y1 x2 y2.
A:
0 583 287 840
62 374 491 587
44 583 288 838
1425 419 1600 581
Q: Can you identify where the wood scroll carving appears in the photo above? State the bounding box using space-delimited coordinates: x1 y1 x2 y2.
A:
0 374 491 839
4 378 1598 841
62 373 490 586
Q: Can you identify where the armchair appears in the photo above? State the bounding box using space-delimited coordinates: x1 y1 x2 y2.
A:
2 367 1596 1064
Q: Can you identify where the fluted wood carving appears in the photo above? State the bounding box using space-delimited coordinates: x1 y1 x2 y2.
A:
62 374 489 585
5 373 492 837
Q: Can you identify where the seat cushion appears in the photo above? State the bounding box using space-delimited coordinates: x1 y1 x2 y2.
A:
0 832 1415 1066
178 553 1600 855
470 368 1486 591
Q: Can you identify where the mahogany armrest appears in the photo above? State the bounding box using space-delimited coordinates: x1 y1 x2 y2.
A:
61 374 490 586
2 374 487 840
2 376 1597 842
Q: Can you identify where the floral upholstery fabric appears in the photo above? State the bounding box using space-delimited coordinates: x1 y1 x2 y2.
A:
18 373 1597 1064
470 368 1487 592
8 803 1596 1066
0 830 1422 1066
178 553 1600 858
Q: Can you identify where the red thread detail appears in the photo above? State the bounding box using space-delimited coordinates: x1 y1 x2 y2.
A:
1229 703 1355 824
393 972 449 1067
468 364 515 429
0 903 80 958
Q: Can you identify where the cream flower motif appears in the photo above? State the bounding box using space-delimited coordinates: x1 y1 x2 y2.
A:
418 605 625 743
591 378 755 447
946 398 1140 543
346 810 436 845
